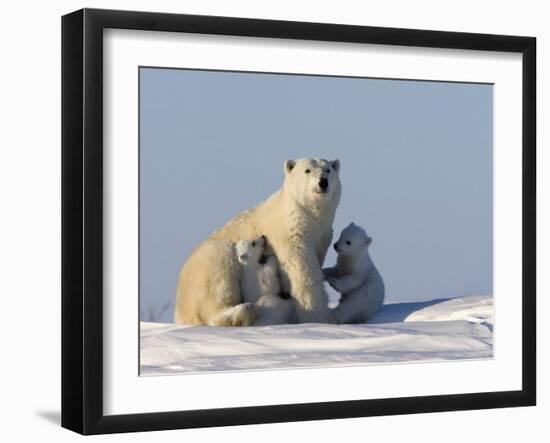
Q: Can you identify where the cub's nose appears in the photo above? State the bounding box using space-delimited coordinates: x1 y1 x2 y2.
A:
319 178 329 190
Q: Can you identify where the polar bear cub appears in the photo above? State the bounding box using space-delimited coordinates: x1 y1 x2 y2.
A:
323 223 385 324
236 236 279 304
236 236 295 326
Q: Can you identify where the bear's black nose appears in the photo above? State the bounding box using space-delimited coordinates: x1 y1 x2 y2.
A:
333 243 339 251
319 178 329 190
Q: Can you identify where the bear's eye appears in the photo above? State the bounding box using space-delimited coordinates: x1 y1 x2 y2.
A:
326 169 330 173
252 241 256 247
346 241 351 245
305 169 311 174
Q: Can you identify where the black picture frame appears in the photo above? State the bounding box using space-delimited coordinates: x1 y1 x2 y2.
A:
61 8 536 435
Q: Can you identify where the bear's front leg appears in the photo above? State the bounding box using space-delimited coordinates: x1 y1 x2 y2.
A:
261 256 281 296
209 303 258 327
276 244 334 323
328 274 365 294
322 266 338 279
264 255 279 275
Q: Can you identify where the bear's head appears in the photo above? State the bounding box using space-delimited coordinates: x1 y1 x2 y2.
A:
333 222 372 258
283 158 341 209
236 235 267 266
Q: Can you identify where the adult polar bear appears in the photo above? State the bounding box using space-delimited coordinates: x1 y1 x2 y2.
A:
174 158 341 325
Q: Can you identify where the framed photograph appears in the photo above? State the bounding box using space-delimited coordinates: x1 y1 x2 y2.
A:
61 8 536 435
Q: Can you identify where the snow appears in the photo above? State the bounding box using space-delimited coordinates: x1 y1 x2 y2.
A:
140 295 493 375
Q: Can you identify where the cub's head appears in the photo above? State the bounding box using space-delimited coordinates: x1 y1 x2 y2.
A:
333 223 372 257
283 158 341 208
236 235 267 266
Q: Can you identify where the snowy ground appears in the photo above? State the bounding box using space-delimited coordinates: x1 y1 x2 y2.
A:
140 294 493 375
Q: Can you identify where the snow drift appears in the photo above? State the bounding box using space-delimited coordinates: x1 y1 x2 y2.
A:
140 294 493 375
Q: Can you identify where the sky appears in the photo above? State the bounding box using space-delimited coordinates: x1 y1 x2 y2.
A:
139 67 493 323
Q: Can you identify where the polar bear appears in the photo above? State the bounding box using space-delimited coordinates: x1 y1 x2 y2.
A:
235 236 280 304
208 301 258 327
236 236 295 325
174 158 341 326
323 223 385 324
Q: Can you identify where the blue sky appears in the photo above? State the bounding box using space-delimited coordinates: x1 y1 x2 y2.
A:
139 68 493 323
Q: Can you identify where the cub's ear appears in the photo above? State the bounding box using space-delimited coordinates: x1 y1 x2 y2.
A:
238 253 249 264
331 159 340 172
349 222 356 228
284 159 296 174
365 236 373 246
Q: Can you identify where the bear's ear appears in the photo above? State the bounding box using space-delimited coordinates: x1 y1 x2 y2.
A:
284 159 296 174
331 159 340 172
238 252 249 264
349 222 356 228
365 236 372 246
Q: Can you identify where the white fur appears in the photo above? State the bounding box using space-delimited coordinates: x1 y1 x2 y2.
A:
235 237 279 304
236 236 296 326
174 158 341 325
208 302 258 327
323 223 385 324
